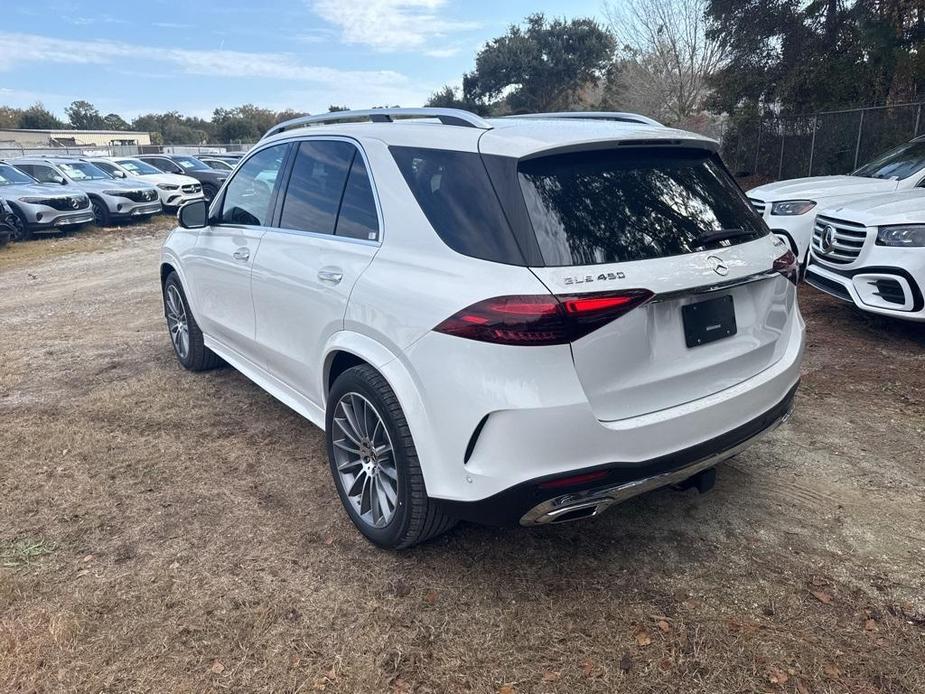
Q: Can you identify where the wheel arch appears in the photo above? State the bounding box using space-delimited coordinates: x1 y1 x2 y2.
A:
322 333 440 491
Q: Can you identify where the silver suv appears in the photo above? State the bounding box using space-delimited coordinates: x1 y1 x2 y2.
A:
0 161 93 240
11 157 161 226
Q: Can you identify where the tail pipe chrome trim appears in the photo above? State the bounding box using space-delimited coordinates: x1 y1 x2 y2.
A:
520 399 795 526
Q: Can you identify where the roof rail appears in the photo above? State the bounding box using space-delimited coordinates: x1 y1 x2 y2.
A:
505 111 663 127
263 108 493 139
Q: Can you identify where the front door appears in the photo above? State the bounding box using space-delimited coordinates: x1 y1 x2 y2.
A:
183 143 290 364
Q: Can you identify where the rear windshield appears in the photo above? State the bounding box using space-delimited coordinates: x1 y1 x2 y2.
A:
518 148 767 266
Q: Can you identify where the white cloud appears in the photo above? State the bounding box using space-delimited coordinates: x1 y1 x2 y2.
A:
0 32 408 87
311 0 479 52
0 32 436 115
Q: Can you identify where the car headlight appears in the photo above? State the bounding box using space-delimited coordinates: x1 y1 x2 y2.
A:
102 190 127 197
157 184 179 191
18 197 53 204
877 224 925 247
771 200 817 216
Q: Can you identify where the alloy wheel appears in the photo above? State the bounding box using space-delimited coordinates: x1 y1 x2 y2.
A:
165 284 190 360
331 392 398 528
91 200 106 225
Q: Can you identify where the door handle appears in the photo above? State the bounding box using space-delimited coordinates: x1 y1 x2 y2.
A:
318 269 343 284
232 247 250 262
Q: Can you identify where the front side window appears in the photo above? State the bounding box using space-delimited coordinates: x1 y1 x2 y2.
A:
518 148 767 266
219 144 287 226
23 165 63 184
853 140 925 180
143 158 178 173
279 140 354 234
93 162 120 176
0 164 36 185
59 162 110 181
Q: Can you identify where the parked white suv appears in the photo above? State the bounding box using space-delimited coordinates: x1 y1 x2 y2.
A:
806 191 925 321
88 157 204 210
748 136 925 265
160 109 804 548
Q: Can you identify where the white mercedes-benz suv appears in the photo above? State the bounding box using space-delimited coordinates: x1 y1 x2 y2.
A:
748 135 925 266
160 109 805 549
806 191 925 321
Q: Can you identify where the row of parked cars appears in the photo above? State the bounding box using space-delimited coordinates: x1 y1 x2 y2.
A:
0 152 242 244
748 135 925 322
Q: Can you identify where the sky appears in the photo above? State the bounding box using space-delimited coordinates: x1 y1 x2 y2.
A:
1 0 604 122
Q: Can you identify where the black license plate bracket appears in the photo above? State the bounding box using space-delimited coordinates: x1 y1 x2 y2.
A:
682 295 737 348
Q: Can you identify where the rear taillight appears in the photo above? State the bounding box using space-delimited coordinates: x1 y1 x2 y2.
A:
773 249 799 286
433 290 654 346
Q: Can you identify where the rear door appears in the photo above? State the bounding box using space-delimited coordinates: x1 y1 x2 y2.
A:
250 138 381 407
518 147 796 421
183 142 290 363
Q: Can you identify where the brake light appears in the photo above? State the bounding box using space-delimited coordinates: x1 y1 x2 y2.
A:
433 290 654 345
772 249 799 286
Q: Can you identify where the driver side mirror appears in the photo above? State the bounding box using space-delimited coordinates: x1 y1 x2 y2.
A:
55 176 67 185
114 170 127 178
178 199 208 229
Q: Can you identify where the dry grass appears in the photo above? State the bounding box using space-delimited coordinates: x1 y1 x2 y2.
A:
1 217 923 693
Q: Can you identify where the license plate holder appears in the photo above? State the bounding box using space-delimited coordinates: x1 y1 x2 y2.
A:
682 295 737 348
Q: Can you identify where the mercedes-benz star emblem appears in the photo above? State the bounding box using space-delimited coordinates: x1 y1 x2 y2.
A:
820 225 836 254
70 197 79 209
707 255 729 277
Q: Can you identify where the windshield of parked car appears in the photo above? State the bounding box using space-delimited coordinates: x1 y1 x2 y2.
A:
59 162 111 181
518 148 767 266
171 155 211 171
0 164 36 185
116 159 162 176
853 140 925 180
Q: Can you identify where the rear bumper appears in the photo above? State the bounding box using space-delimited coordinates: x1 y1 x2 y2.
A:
436 381 798 526
400 310 804 504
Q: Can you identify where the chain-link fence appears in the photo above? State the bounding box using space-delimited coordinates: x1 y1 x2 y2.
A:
723 102 925 183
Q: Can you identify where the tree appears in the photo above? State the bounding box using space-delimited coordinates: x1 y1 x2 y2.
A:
604 0 727 127
0 106 23 129
19 103 65 129
425 86 491 115
131 112 210 145
102 113 131 130
212 104 277 142
275 109 309 124
328 105 349 112
462 14 617 113
65 100 105 129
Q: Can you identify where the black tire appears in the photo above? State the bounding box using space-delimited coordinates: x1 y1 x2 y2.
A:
326 365 456 550
162 272 222 371
90 197 110 226
8 209 32 241
202 184 218 203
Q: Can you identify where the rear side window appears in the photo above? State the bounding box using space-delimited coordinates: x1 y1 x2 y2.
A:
280 141 354 234
518 148 767 266
335 155 379 241
391 147 524 264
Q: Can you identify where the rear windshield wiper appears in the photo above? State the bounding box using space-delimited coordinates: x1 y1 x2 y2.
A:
694 228 754 247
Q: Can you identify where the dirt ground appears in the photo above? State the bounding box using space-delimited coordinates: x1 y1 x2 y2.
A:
1 217 923 694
